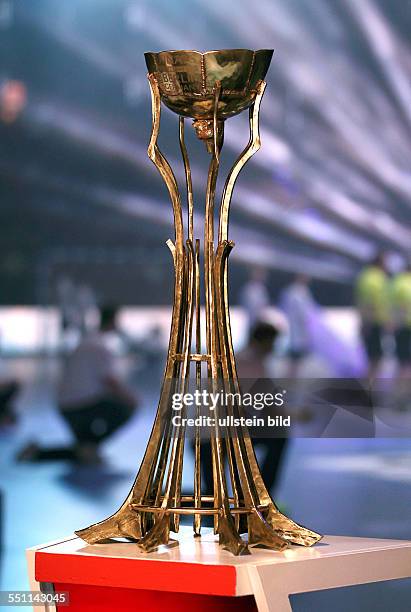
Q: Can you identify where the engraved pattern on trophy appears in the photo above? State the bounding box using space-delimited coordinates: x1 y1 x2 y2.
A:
75 49 322 555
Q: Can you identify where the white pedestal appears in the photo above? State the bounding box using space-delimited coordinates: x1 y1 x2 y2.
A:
27 528 411 611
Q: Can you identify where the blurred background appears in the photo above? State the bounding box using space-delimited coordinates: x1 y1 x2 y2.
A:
1 0 411 610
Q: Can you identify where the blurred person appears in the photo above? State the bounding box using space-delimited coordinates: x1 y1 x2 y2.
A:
279 274 314 379
56 276 80 351
0 379 19 427
237 321 289 494
390 262 411 411
239 267 270 331
391 262 411 375
0 328 20 427
199 321 287 496
17 306 137 464
356 253 389 380
140 325 165 377
77 282 98 337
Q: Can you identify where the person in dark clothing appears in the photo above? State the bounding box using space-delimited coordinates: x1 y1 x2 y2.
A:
356 252 389 379
0 380 19 426
199 321 287 496
236 321 287 494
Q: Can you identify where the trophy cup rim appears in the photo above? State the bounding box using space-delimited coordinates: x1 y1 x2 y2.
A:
144 48 274 57
144 49 273 121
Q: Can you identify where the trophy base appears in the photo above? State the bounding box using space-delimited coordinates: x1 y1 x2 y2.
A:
28 529 411 612
75 495 321 555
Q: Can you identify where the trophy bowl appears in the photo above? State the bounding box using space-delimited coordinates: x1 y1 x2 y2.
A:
144 49 273 121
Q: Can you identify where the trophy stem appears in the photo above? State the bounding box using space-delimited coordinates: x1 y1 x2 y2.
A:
179 117 194 243
75 70 322 555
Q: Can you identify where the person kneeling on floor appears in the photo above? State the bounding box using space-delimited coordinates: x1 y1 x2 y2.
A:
17 306 137 464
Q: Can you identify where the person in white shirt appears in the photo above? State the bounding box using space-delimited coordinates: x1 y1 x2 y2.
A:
17 306 136 464
240 267 270 331
279 274 314 378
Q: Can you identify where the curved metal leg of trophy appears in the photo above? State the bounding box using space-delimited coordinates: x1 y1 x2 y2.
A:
75 507 143 544
221 252 322 540
76 76 186 546
137 244 194 549
218 80 266 244
247 511 288 551
135 440 180 551
170 240 195 533
213 432 249 556
147 74 184 251
75 246 185 545
218 512 249 556
135 511 171 553
137 435 186 550
204 81 224 536
214 242 287 551
193 238 202 536
264 504 322 546
221 258 321 546
179 117 194 243
74 381 176 543
213 86 317 550
238 431 322 547
210 402 248 556
214 241 321 549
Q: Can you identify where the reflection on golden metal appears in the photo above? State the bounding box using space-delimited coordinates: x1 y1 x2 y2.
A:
194 238 201 536
219 79 266 242
76 49 322 555
179 117 194 242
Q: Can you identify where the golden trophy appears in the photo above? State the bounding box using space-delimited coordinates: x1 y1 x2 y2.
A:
76 49 321 555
